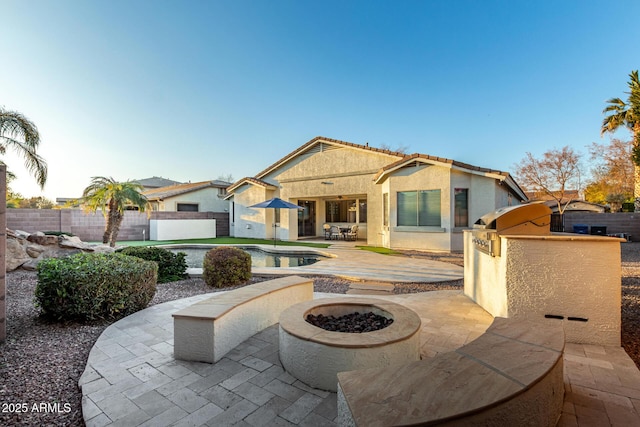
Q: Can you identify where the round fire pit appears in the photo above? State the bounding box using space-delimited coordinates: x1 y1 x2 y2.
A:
278 297 422 392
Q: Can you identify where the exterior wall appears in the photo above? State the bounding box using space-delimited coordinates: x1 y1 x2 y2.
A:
464 231 622 346
563 212 640 240
150 219 216 240
230 185 275 239
6 209 229 241
158 187 229 213
386 164 452 251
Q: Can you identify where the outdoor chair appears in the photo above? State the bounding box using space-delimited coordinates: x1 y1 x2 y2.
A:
323 224 332 240
345 225 358 241
329 225 342 240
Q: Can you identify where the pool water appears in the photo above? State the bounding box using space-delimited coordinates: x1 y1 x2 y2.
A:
170 247 323 268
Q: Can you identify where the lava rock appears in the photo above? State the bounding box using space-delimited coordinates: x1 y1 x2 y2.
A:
305 311 393 333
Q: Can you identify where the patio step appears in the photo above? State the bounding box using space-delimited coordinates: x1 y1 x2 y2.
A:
347 282 395 295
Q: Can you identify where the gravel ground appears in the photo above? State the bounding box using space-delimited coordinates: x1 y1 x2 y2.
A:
0 245 639 426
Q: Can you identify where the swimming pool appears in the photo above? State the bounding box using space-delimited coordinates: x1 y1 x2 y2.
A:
167 246 325 268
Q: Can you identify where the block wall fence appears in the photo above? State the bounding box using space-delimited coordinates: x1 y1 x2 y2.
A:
563 212 640 240
6 209 230 242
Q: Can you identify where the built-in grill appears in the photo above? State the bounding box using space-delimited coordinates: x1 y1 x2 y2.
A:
472 204 552 257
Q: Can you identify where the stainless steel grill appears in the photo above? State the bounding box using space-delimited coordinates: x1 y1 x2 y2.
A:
472 204 552 257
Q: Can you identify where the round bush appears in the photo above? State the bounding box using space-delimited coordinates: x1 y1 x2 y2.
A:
203 246 252 288
35 252 158 321
117 246 188 283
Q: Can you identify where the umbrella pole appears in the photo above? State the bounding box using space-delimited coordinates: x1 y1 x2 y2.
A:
273 222 277 247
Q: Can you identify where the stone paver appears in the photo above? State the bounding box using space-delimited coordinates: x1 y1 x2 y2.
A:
80 242 640 426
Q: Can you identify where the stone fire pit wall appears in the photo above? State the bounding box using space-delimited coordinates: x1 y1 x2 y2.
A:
278 298 421 392
464 232 624 346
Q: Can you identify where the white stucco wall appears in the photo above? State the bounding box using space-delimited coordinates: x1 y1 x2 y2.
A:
464 232 622 346
231 185 275 239
149 219 216 240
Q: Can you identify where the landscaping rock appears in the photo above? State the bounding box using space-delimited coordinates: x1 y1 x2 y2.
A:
5 228 115 271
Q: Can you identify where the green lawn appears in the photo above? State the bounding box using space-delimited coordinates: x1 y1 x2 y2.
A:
355 245 402 255
115 237 331 248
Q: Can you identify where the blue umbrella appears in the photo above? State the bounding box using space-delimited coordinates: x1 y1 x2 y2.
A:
249 198 304 246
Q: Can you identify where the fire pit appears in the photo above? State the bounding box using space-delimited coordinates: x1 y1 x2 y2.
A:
278 297 421 392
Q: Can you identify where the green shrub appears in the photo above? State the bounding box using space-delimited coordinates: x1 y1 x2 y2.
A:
35 252 158 321
117 246 188 283
203 246 252 288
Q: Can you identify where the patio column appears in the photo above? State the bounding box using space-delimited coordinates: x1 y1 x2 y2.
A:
0 165 6 341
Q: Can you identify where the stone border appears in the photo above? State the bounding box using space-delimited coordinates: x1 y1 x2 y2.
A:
279 297 421 392
172 275 313 363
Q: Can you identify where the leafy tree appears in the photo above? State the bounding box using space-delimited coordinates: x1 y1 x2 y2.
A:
80 177 149 247
17 196 54 209
0 107 48 188
586 138 633 210
601 70 640 204
513 146 583 214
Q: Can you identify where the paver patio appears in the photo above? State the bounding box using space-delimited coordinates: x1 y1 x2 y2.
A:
80 242 640 426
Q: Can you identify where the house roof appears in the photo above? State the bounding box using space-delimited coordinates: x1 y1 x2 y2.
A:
143 180 230 201
225 177 278 198
134 176 182 189
227 135 528 201
254 136 406 180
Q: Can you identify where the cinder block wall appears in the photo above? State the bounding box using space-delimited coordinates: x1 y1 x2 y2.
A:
564 212 640 240
6 209 230 241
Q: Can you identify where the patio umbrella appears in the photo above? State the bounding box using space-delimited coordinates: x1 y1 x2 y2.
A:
249 197 304 246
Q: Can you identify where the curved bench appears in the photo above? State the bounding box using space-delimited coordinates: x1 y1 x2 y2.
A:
172 275 313 363
337 317 565 427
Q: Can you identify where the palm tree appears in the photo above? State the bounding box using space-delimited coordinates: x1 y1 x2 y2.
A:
0 107 48 188
81 177 150 247
601 70 640 205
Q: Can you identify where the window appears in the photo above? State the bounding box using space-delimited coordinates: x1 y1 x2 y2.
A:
177 203 198 212
325 199 367 223
397 190 441 226
359 201 367 223
454 188 468 227
383 193 388 226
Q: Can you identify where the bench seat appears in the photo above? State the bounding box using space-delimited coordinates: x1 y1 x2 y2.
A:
172 275 313 363
337 317 565 426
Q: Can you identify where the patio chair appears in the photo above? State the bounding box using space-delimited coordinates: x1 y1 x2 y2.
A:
329 225 342 240
345 225 358 241
323 224 332 240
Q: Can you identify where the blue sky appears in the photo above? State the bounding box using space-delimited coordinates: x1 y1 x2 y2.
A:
2 0 639 200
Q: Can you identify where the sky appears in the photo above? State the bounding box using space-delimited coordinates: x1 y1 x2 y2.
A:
2 0 640 200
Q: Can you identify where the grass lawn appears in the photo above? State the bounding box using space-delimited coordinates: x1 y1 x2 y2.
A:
355 245 402 255
115 237 331 248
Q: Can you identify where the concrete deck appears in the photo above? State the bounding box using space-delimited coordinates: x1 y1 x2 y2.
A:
80 242 640 426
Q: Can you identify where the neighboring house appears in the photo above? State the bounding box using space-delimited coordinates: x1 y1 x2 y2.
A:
225 136 528 252
144 180 231 212
134 176 183 191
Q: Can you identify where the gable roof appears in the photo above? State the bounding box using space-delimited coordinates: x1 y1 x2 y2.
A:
134 176 182 189
254 136 406 180
226 135 528 201
225 177 278 198
143 180 230 201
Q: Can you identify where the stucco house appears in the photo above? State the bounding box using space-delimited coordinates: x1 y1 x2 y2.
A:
226 136 527 252
144 180 231 212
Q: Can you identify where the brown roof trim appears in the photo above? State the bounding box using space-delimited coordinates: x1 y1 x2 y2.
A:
143 180 223 200
226 177 278 194
254 136 405 179
373 153 509 182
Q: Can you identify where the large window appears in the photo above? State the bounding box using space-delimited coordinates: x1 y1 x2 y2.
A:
397 190 441 226
454 188 469 227
325 199 367 223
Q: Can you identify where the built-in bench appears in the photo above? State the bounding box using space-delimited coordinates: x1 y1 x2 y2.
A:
337 317 565 426
172 275 313 363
